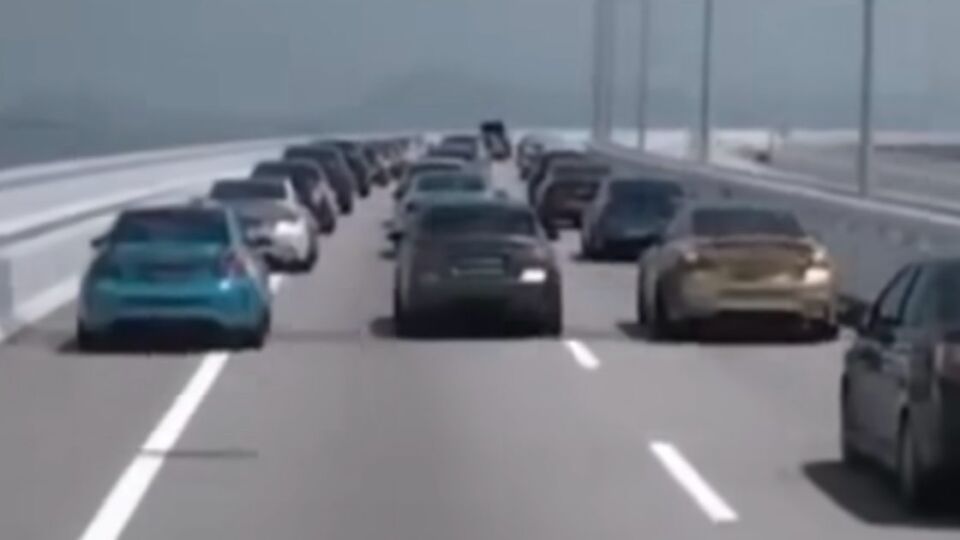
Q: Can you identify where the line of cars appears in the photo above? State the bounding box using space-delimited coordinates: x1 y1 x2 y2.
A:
75 136 412 350
389 126 563 337
388 127 842 342
522 133 960 511
518 135 841 342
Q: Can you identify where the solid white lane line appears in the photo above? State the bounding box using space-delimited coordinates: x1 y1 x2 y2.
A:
80 276 284 540
564 339 601 371
649 441 739 524
78 352 230 540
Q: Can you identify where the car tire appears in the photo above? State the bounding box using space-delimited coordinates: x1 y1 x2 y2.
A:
299 241 319 272
650 285 675 341
322 214 337 235
539 291 563 337
636 269 648 327
76 323 107 352
393 289 420 338
815 320 840 342
840 388 867 468
897 415 934 512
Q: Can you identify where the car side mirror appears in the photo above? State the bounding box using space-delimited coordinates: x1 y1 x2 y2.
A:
245 231 273 248
90 235 107 249
839 300 869 333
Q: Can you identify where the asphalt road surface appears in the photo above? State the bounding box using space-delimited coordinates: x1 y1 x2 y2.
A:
2 159 960 540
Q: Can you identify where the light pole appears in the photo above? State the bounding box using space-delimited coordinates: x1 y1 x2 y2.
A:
637 0 653 150
592 0 615 142
697 0 715 162
856 0 876 196
592 0 605 140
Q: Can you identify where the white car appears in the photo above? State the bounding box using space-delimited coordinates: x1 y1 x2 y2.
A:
209 179 318 271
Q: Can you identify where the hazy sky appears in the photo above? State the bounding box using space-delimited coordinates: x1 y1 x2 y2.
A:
2 0 959 129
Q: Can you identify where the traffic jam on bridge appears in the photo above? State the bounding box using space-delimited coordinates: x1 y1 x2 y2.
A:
46 118 960 540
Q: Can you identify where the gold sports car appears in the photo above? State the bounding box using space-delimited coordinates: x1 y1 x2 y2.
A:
637 204 838 340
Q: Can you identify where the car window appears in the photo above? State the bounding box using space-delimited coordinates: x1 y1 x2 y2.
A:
927 263 960 325
873 266 920 327
210 182 286 201
111 210 230 244
691 208 804 238
902 265 938 327
419 206 537 237
415 175 486 193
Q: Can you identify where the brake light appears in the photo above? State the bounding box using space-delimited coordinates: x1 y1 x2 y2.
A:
220 251 247 278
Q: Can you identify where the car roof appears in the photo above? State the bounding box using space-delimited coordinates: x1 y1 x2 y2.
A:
685 202 797 214
411 157 466 168
418 197 529 211
120 204 229 218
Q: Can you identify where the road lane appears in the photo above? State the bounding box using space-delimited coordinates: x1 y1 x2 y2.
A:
118 186 715 540
5 152 960 539
0 302 208 540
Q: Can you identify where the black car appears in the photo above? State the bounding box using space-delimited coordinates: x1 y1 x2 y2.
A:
524 148 585 185
322 140 373 197
251 160 337 234
580 178 684 260
480 120 511 160
393 200 562 337
525 150 589 202
533 161 611 229
842 257 960 509
516 136 546 178
283 145 355 214
394 158 468 201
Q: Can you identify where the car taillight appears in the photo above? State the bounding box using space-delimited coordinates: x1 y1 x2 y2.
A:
220 251 247 278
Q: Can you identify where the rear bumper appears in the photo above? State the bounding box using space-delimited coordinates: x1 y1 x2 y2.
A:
406 278 558 320
260 231 313 264
541 206 586 226
595 233 660 257
80 279 267 333
667 272 836 322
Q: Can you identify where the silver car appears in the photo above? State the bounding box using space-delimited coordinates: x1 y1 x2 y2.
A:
209 180 318 272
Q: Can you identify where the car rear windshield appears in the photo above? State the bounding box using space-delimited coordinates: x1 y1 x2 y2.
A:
554 164 610 179
210 182 285 201
609 179 683 200
692 208 805 237
420 206 537 237
111 210 230 244
415 174 486 192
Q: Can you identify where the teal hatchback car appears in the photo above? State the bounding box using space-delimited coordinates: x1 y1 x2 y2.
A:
77 205 273 350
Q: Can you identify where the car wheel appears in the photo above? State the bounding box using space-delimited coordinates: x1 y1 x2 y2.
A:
539 291 563 337
897 415 933 511
580 232 593 259
323 214 337 234
650 285 676 341
393 289 419 338
636 270 648 326
815 320 840 342
76 323 107 352
300 241 319 272
840 388 867 468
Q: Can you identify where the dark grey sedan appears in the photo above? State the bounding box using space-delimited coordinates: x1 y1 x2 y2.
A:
842 257 960 510
393 200 562 337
